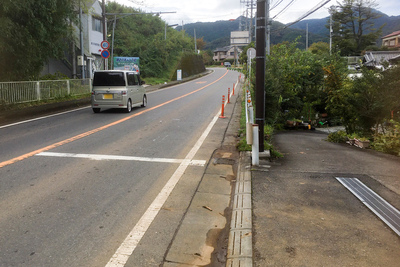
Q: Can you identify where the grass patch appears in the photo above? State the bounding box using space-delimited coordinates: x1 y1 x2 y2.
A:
143 77 170 85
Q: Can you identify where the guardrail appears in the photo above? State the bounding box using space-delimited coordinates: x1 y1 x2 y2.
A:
245 88 260 166
0 78 92 105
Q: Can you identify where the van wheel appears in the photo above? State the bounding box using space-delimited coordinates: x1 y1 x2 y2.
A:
93 108 101 113
141 95 147 107
125 99 132 113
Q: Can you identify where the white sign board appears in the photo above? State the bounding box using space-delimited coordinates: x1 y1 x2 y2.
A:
177 69 182 81
247 48 256 60
230 31 250 46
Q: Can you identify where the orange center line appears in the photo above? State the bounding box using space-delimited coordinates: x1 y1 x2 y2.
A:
0 70 229 169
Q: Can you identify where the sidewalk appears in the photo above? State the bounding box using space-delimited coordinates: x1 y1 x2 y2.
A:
251 130 400 266
163 73 243 266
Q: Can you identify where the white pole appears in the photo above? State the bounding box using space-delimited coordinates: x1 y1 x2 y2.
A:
252 124 259 166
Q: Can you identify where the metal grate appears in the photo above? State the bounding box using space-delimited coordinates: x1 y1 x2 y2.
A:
336 177 400 236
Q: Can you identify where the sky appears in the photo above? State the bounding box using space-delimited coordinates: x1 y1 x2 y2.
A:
113 0 400 26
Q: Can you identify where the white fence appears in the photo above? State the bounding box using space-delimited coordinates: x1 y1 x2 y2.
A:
0 78 92 105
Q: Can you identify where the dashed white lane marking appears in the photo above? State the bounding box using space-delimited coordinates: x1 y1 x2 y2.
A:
36 152 206 166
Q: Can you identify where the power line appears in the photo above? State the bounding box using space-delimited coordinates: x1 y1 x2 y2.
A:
272 0 298 20
270 0 284 11
283 0 331 28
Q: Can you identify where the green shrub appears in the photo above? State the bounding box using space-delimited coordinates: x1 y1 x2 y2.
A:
372 120 400 156
327 130 348 143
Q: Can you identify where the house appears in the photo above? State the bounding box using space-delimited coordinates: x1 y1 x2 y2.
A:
41 0 105 79
382 30 400 49
213 46 242 62
363 51 400 70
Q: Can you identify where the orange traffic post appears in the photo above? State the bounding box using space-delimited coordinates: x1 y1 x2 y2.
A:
219 95 226 118
228 88 231 103
233 83 235 95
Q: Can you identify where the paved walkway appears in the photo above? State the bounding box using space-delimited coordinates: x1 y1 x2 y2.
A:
251 130 400 266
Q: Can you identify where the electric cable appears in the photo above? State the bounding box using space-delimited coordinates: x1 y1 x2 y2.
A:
272 0 298 20
270 0 284 11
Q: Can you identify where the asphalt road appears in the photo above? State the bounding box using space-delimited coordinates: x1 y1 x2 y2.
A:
0 68 239 266
252 130 400 266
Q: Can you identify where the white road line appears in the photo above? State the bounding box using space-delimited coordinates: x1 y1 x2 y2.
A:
0 106 89 129
35 152 206 166
104 77 234 266
105 114 220 266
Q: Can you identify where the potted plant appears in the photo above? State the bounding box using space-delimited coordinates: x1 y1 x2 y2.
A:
355 137 370 149
346 133 359 146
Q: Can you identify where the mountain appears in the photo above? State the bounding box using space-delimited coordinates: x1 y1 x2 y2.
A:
289 11 400 46
177 12 400 51
177 17 328 50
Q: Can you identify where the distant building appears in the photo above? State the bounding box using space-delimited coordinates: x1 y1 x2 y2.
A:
41 0 105 79
213 46 242 62
382 30 400 49
363 51 400 70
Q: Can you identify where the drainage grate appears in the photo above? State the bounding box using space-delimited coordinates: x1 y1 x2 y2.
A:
336 177 400 236
226 152 253 267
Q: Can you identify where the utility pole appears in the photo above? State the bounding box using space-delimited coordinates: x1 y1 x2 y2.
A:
266 0 270 55
194 29 197 53
330 13 333 55
250 0 254 42
79 2 85 79
306 23 309 50
102 0 107 70
111 15 116 69
255 0 266 152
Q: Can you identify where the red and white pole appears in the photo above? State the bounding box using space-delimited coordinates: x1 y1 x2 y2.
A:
219 95 226 118
227 88 231 104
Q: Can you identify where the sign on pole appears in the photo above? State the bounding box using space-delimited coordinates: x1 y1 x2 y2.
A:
177 69 182 81
101 40 110 50
247 48 256 60
101 50 110 59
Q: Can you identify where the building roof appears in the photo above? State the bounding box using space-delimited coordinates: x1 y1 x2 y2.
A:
213 46 244 53
213 46 232 52
363 51 400 67
382 30 400 39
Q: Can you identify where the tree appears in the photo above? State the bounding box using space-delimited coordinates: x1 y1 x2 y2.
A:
329 0 383 56
309 42 330 56
0 0 80 81
261 41 327 125
196 37 206 50
106 2 193 79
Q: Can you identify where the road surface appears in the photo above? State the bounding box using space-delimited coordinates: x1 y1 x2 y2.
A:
0 68 239 266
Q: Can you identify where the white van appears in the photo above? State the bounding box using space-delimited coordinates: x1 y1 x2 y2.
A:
91 70 147 113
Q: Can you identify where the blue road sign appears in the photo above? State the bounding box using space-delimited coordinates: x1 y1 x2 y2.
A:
101 49 110 59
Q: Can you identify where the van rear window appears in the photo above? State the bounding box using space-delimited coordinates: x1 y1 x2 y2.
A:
93 72 126 86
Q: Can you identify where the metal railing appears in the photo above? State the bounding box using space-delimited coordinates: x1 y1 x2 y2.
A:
0 78 92 105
